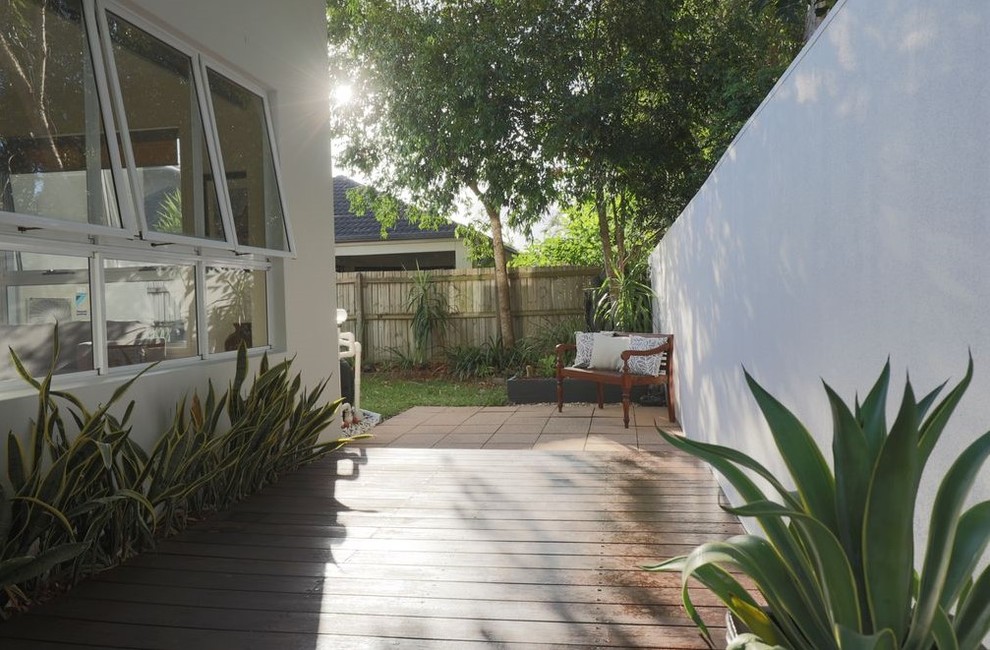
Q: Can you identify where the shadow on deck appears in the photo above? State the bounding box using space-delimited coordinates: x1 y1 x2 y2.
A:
0 444 742 649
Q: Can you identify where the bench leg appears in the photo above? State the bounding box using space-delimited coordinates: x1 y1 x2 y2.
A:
596 383 604 408
666 381 676 424
621 375 632 428
556 375 563 413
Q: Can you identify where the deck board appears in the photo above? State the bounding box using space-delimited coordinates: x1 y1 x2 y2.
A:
0 447 742 649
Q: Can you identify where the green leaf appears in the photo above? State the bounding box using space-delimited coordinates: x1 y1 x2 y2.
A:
727 633 787 650
953 563 990 650
907 431 990 650
835 624 898 650
918 356 974 467
11 495 74 538
0 541 89 590
745 370 838 533
854 360 889 469
930 605 959 650
646 555 768 647
7 432 26 491
681 536 831 650
0 481 11 544
725 500 861 632
940 501 990 610
863 378 920 637
825 381 873 627
656 429 821 599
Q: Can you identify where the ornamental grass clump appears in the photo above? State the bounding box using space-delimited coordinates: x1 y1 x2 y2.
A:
647 360 990 650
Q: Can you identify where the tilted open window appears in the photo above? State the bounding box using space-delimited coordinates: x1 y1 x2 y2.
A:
0 0 288 383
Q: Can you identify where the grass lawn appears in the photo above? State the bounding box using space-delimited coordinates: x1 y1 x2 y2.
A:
362 370 508 419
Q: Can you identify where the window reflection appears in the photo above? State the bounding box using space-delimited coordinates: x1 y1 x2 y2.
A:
206 69 288 251
0 250 93 381
105 12 225 240
104 259 197 366
205 266 268 353
0 0 120 227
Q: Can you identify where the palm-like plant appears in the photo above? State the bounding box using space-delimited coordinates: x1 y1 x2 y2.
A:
594 256 654 333
406 270 454 365
647 360 990 650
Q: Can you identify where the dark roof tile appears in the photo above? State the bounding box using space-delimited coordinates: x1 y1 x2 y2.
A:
333 176 458 242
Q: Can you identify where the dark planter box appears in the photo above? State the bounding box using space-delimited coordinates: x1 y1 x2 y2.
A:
506 376 659 405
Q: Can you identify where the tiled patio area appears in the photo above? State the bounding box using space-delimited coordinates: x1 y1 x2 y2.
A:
359 403 680 450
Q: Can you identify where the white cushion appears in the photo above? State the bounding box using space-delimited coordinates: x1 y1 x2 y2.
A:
573 331 594 368
589 334 630 371
627 335 667 376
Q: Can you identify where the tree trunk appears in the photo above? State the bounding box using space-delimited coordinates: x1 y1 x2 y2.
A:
596 185 619 302
469 183 515 347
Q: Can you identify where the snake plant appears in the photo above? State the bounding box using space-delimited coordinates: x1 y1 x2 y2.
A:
647 360 990 650
3 328 364 616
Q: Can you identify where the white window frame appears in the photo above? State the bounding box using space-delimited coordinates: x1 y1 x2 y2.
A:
0 0 136 238
200 59 297 258
0 0 284 390
94 0 239 250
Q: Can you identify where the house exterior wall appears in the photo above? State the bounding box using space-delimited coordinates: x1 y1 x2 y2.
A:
0 0 339 448
651 0 990 565
335 238 471 271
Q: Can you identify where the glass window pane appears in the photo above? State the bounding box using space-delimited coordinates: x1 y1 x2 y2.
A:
205 266 268 353
206 69 288 252
104 259 197 367
0 0 120 228
105 12 225 241
0 250 93 381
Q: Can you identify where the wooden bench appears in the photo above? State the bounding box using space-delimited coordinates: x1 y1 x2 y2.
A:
555 333 675 429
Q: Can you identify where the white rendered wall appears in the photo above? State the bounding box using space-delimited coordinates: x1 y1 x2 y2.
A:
651 0 990 566
0 0 340 448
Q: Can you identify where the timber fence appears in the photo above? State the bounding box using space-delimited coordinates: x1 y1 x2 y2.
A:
335 266 601 364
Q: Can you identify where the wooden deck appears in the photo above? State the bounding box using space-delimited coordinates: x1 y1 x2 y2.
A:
0 446 743 649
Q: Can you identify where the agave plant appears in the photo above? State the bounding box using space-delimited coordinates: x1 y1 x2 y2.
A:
647 360 990 650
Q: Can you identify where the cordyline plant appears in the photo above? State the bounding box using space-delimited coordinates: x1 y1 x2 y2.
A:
647 360 990 650
2 326 364 616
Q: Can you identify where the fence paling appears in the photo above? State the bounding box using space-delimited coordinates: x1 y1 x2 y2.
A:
336 266 600 363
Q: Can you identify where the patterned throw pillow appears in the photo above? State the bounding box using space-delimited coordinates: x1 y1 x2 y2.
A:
589 334 630 371
573 331 595 368
627 335 668 376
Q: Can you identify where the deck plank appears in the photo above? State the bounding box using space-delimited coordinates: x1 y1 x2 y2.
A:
0 447 742 649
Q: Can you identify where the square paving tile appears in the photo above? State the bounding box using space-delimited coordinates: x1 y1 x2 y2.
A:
495 425 546 436
452 424 501 435
483 441 535 449
542 418 590 435
488 431 542 443
407 426 456 436
440 433 493 445
511 404 557 415
461 412 512 426
533 436 586 450
550 405 596 418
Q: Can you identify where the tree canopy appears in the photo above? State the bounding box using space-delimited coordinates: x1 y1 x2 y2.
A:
328 0 805 338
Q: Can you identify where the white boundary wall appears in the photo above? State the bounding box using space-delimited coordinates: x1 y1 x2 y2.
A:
651 0 990 564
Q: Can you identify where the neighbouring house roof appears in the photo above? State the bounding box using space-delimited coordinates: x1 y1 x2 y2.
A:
333 175 458 243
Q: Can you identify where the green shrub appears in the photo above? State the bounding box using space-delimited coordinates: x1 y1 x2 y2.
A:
1 328 361 616
444 318 583 380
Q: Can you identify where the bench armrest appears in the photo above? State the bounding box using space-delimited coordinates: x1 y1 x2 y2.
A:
555 343 576 373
